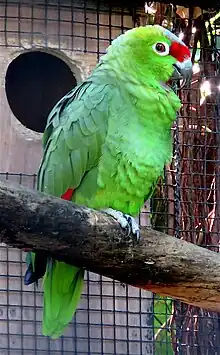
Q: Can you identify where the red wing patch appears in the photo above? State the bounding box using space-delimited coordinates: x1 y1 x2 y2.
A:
169 42 190 62
61 188 74 201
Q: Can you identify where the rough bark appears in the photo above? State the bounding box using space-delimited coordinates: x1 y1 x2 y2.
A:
0 180 220 311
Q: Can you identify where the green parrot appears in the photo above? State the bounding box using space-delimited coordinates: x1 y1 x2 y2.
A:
24 25 192 339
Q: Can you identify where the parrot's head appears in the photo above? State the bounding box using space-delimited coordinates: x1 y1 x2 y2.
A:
106 25 192 88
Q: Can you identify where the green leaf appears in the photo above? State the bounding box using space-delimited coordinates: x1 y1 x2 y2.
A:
154 296 174 355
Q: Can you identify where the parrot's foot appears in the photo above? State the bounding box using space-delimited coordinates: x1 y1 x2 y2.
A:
103 208 140 241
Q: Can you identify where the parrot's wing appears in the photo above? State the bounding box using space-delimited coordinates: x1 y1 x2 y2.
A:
33 79 111 339
38 80 110 197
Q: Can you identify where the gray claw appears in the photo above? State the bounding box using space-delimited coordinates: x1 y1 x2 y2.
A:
123 214 140 241
103 208 140 241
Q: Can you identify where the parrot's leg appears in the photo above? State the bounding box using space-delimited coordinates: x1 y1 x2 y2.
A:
103 208 140 241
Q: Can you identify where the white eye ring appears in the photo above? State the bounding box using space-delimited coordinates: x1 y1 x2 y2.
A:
152 42 170 56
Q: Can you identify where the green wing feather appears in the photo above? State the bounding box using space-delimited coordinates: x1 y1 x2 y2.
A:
36 78 110 338
39 80 109 196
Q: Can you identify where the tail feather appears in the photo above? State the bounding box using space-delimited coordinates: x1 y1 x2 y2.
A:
42 259 84 339
24 188 82 339
24 251 48 286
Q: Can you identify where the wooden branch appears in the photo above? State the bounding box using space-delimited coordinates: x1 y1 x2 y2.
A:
1 180 220 311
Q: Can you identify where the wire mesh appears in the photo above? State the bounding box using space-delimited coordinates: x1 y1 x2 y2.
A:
0 172 154 355
0 0 145 59
149 5 220 355
1 0 220 354
0 1 154 354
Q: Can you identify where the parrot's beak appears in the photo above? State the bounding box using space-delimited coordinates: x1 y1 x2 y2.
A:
171 59 192 88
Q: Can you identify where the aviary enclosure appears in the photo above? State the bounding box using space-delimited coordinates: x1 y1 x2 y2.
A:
0 0 219 354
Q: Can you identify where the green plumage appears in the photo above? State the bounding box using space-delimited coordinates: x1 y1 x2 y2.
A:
27 25 185 338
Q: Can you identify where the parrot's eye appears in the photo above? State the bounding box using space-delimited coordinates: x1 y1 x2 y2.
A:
152 42 170 56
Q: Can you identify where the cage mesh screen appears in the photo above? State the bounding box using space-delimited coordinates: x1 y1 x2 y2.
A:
0 173 154 354
0 0 220 354
0 1 154 354
149 5 220 355
0 0 145 58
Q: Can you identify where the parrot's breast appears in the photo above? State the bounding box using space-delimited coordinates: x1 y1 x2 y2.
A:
74 128 173 216
73 82 180 216
96 136 171 215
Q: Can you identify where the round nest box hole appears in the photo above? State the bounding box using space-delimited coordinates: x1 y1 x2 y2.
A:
5 51 77 133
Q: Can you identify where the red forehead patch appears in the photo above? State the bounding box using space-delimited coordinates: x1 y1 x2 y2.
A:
169 42 191 62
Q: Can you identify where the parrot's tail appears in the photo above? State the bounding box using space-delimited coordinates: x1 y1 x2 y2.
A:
42 259 84 339
24 251 48 286
24 188 82 338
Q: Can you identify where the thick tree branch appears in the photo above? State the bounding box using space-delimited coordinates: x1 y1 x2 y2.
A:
0 180 220 311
